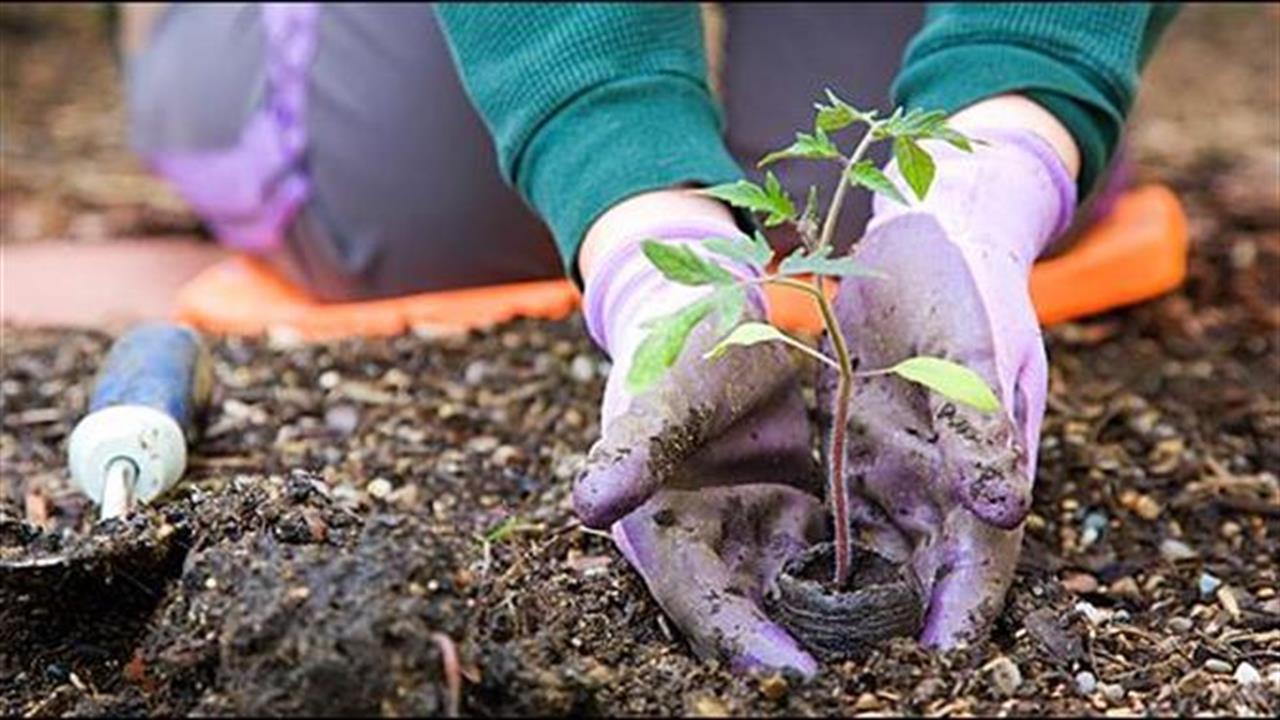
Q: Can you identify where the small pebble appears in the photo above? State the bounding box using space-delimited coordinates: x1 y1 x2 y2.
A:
1099 682 1124 703
1119 489 1162 520
367 478 393 500
690 696 729 717
987 656 1022 697
1108 576 1142 601
332 483 361 504
913 678 946 700
1234 662 1261 686
1198 572 1222 597
1075 600 1108 626
584 663 613 686
463 360 489 385
1142 574 1166 593
569 354 598 383
1267 666 1280 691
1220 521 1242 539
1166 616 1194 633
759 673 788 701
853 692 880 711
318 370 341 389
1216 586 1241 620
1075 670 1097 696
467 435 500 453
1081 511 1108 548
1062 571 1099 594
1204 658 1232 674
324 404 360 435
1160 538 1198 562
1132 494 1162 520
492 445 524 466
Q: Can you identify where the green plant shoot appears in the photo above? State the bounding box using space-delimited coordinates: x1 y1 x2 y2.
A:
626 88 1000 586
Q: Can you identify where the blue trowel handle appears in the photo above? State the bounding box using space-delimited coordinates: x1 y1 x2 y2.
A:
89 322 213 440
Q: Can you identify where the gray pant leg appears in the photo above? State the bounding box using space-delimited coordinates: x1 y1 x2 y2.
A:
126 3 265 155
290 4 560 301
721 4 925 254
127 3 559 302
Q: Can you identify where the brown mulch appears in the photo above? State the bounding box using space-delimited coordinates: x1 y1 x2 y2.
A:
1 3 1277 717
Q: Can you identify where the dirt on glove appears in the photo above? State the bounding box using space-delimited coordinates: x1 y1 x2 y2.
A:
2 4 1278 716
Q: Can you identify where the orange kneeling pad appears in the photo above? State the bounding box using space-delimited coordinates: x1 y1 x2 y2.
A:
173 262 581 340
173 184 1188 340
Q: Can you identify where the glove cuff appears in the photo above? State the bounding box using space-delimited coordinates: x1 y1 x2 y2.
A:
986 126 1079 245
871 126 1078 266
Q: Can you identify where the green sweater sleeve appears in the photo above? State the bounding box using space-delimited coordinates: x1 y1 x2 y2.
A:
892 3 1180 198
433 3 742 279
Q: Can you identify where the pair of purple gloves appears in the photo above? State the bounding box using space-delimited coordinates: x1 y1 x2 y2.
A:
577 128 1076 676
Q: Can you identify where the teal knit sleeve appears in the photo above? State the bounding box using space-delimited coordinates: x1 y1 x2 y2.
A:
433 4 743 280
892 3 1180 197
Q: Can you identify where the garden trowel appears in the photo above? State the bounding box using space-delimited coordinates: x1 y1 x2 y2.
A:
1 322 211 581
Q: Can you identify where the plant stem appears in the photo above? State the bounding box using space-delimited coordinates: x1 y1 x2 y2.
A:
768 277 856 585
812 123 879 586
816 124 878 254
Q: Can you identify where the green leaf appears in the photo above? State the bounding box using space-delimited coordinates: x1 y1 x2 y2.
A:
893 137 936 200
898 109 948 137
702 232 774 269
878 107 948 140
483 516 520 544
704 322 790 359
704 321 839 369
708 285 747 334
699 180 774 215
761 171 797 227
759 129 840 167
934 126 974 152
814 88 876 132
815 103 856 133
778 245 886 279
889 356 1000 413
847 160 907 205
871 106 905 140
699 175 795 227
641 240 735 287
625 298 714 394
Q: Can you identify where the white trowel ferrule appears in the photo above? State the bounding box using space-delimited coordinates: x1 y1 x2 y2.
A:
66 323 212 518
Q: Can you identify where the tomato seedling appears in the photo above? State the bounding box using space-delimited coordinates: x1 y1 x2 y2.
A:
628 89 1001 587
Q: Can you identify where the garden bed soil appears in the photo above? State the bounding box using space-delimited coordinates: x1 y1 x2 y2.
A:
2 4 1278 717
3 162 1277 711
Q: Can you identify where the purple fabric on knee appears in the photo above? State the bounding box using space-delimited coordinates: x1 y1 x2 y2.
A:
146 3 318 253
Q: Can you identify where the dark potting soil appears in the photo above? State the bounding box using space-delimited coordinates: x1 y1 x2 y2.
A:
769 542 922 662
788 542 904 589
2 158 1277 713
1 8 1277 714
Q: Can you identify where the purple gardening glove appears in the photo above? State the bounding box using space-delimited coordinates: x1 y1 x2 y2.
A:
819 127 1077 647
578 218 825 677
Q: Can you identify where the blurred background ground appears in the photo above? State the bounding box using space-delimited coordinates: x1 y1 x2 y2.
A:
1 3 1278 717
1 4 1277 245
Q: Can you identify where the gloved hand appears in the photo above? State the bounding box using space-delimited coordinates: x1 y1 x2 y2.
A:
577 218 824 677
819 126 1076 646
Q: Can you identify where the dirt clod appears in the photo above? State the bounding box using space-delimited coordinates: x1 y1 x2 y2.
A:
2 5 1279 716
